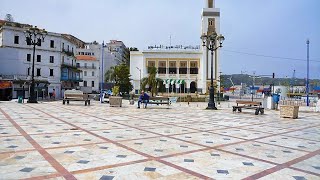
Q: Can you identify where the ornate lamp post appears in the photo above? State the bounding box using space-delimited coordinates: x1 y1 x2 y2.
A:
24 26 47 103
201 32 225 110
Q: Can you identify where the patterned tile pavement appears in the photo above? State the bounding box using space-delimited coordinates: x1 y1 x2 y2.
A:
0 100 319 180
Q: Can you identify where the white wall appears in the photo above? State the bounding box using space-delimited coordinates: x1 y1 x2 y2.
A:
78 60 99 91
0 48 23 75
130 51 144 82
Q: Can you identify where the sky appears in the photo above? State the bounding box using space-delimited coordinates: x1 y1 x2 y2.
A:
1 0 319 79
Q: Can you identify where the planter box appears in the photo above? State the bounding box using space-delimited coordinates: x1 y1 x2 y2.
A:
280 105 299 119
109 97 123 107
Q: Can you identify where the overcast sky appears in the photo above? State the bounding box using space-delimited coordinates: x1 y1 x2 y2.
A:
1 0 319 79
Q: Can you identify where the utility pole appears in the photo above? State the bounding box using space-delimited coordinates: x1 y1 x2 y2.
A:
306 39 310 106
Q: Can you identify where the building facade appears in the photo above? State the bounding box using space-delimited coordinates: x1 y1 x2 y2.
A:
130 50 203 94
130 0 221 94
107 40 129 64
76 42 122 91
0 20 83 99
76 55 99 92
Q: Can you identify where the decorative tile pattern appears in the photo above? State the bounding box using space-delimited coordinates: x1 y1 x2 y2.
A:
64 150 75 154
19 167 34 172
217 170 229 174
144 167 156 172
77 160 90 164
184 159 194 162
242 162 254 166
116 155 127 158
293 176 307 180
99 175 114 180
0 101 319 179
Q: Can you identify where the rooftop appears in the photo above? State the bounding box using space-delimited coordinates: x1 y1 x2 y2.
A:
75 55 97 61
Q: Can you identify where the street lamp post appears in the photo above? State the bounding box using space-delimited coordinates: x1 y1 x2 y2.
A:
201 32 225 110
306 39 310 106
100 41 105 103
218 71 222 105
24 26 47 103
136 67 142 93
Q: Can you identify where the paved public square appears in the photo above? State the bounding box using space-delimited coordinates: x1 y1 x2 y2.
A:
0 100 319 180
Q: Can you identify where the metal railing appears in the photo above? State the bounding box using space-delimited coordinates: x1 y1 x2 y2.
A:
76 65 97 69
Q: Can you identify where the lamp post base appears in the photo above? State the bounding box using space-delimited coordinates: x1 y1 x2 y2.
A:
206 104 218 110
27 98 38 103
206 86 217 110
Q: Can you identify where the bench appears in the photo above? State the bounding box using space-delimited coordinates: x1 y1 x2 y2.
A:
232 100 264 115
62 89 90 106
141 96 171 108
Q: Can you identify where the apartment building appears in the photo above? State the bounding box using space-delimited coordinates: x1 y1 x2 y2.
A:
0 20 83 99
76 55 99 92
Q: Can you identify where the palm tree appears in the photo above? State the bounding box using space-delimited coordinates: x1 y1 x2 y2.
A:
141 67 163 96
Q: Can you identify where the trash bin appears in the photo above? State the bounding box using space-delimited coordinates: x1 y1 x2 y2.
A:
18 96 23 103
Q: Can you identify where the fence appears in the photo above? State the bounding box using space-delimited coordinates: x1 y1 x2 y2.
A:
280 100 317 107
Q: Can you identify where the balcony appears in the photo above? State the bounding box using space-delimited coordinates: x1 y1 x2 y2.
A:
61 63 80 71
61 64 82 82
60 76 83 82
77 65 97 69
62 48 75 57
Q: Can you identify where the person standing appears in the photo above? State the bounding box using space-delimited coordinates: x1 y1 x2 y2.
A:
52 89 56 100
138 91 149 108
273 93 280 110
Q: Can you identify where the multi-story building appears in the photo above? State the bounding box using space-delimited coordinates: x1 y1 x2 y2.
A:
60 34 85 96
130 0 221 94
0 20 83 100
130 49 202 94
106 40 129 64
76 42 120 91
75 55 99 92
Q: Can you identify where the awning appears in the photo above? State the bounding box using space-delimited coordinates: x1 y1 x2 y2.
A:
0 81 12 89
163 79 186 85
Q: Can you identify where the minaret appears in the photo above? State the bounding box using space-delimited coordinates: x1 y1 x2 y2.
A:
201 0 220 94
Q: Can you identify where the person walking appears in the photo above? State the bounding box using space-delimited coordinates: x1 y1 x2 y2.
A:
52 89 56 100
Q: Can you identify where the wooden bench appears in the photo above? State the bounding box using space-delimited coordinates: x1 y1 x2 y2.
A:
232 100 264 115
62 90 90 106
141 96 171 108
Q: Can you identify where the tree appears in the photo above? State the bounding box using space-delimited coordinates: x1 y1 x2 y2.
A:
105 66 115 83
5 14 14 22
141 67 163 97
129 47 139 51
113 64 133 94
122 47 139 68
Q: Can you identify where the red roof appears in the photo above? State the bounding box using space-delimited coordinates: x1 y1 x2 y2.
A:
0 20 6 26
76 55 97 61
